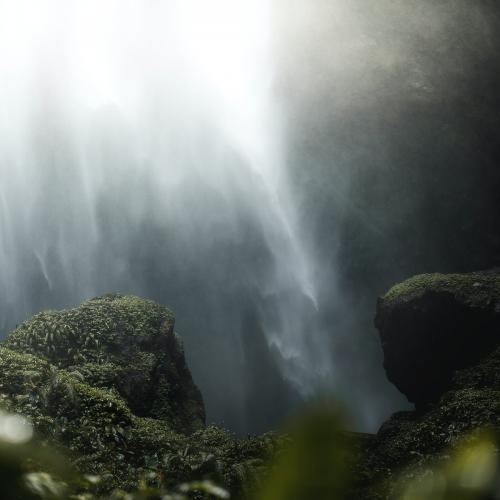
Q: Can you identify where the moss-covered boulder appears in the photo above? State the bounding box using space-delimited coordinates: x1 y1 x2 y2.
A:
0 295 279 497
351 270 500 498
376 270 500 406
4 294 205 434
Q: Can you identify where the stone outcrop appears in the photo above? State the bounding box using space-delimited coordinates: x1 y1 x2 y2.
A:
4 294 205 434
375 270 500 406
0 295 275 495
353 270 500 498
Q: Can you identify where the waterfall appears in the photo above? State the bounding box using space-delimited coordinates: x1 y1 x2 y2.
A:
0 0 332 432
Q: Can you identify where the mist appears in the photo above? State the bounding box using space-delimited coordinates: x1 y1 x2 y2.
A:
1 0 500 434
0 0 332 434
274 0 500 428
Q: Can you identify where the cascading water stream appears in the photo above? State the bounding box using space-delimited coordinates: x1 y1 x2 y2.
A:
0 0 333 431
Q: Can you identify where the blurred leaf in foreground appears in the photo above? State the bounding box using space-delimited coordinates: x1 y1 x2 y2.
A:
0 410 73 499
400 430 499 500
256 402 351 500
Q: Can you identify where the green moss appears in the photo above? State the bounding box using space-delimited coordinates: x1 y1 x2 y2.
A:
383 272 500 306
4 294 174 367
3 294 205 434
0 295 275 495
0 347 51 395
356 345 500 498
129 416 182 453
453 346 500 389
72 362 120 388
0 294 288 497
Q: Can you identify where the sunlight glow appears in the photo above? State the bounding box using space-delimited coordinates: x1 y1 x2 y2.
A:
176 0 274 173
0 0 324 397
177 0 271 98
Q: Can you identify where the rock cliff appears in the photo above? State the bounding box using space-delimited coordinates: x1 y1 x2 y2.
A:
355 270 500 498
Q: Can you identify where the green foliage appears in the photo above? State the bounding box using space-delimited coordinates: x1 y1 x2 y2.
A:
383 272 500 306
0 346 277 496
1 405 498 500
5 294 174 368
257 404 351 500
0 409 231 499
0 347 51 395
3 294 204 434
398 431 500 500
2 289 500 499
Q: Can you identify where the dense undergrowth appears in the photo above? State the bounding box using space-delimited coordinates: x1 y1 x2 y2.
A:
1 275 500 499
0 407 499 500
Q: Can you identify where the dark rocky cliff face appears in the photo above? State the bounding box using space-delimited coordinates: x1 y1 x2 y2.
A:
354 270 500 498
376 270 500 407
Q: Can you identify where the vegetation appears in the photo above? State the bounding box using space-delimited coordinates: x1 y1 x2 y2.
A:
0 295 281 498
0 405 498 500
383 271 500 305
5 294 205 434
1 275 500 498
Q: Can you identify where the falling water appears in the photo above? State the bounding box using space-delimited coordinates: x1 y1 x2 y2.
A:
0 0 333 432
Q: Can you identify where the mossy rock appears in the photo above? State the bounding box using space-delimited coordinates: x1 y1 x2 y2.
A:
4 294 205 434
355 348 500 499
382 270 500 307
353 270 500 498
0 347 133 470
376 270 500 406
0 296 280 497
